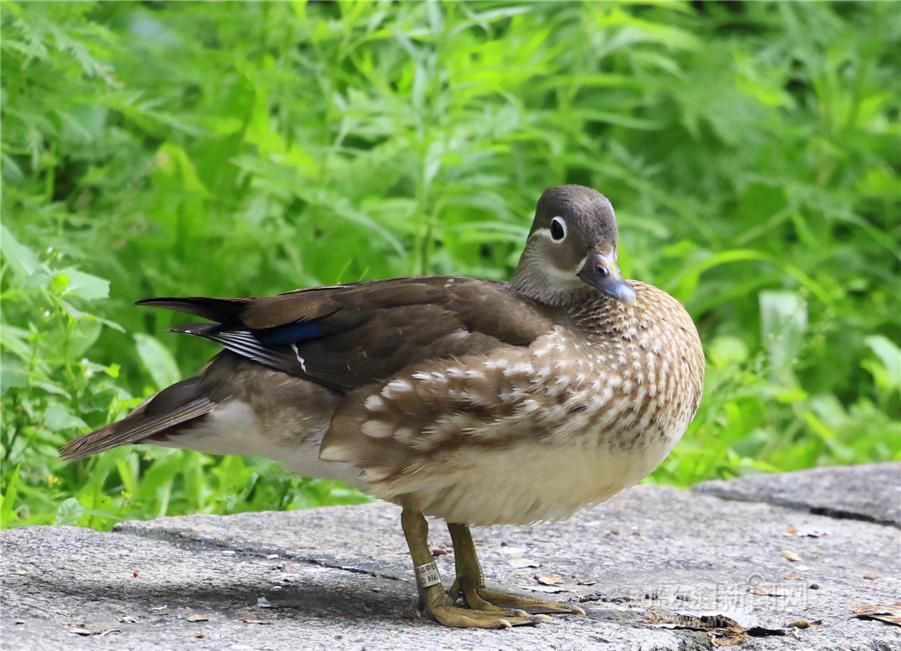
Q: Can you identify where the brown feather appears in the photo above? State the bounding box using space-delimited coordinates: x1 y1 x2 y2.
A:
139 277 557 392
136 296 251 322
60 377 213 461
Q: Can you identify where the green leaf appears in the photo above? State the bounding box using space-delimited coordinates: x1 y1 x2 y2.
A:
67 317 103 357
709 336 749 369
0 466 22 528
864 335 901 392
56 497 86 526
58 267 110 300
44 402 89 432
134 333 181 388
0 356 28 395
759 291 807 382
0 225 39 279
0 324 32 361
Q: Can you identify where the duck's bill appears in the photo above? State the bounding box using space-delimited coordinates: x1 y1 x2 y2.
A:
577 252 636 304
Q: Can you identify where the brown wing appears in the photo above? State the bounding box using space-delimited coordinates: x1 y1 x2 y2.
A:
139 277 556 392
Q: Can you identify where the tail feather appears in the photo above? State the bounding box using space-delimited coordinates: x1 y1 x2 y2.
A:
136 296 250 323
60 377 214 461
168 322 221 337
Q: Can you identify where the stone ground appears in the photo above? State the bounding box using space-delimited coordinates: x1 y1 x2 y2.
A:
1 463 899 651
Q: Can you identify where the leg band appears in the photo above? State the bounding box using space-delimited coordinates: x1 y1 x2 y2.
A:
414 561 442 589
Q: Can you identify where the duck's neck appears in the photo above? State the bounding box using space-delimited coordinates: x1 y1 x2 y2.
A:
511 275 641 340
509 251 590 307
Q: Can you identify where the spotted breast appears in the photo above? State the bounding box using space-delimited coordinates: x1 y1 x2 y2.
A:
321 281 703 525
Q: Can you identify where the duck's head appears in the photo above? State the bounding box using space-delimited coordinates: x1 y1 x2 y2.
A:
512 185 635 306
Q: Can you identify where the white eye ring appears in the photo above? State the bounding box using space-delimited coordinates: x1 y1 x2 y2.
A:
550 216 566 242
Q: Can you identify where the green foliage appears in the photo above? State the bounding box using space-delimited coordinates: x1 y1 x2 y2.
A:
2 1 899 529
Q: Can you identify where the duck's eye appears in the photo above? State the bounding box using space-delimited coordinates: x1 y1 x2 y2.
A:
550 217 566 242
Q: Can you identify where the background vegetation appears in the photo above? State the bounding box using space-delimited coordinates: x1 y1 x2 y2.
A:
2 1 899 530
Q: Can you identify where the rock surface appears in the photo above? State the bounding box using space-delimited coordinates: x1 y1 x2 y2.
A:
693 462 901 528
2 464 899 650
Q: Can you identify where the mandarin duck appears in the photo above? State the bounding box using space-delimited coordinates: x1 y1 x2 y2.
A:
62 185 705 629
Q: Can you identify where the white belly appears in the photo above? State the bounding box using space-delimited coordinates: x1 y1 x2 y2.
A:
159 400 365 488
161 399 686 526
404 429 683 526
